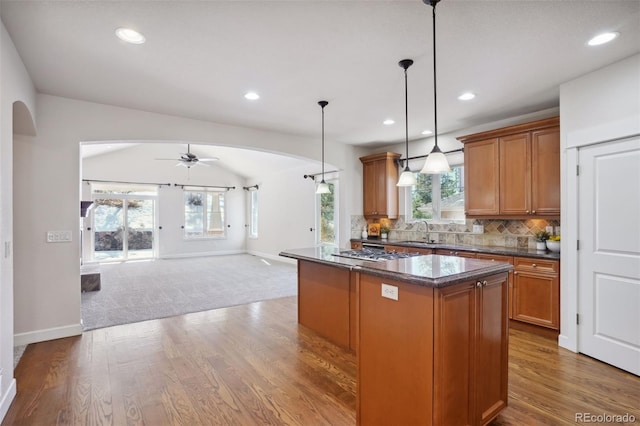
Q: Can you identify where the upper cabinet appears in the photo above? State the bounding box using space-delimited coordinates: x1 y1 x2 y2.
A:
458 117 560 218
360 152 401 219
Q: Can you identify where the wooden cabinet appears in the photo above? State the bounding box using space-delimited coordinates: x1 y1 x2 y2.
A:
512 256 560 330
476 253 514 319
360 152 401 218
459 117 560 218
435 248 477 258
358 272 509 425
385 244 433 255
434 274 509 425
298 260 353 349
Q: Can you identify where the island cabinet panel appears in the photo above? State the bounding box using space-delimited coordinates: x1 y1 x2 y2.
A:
434 273 509 426
476 253 514 320
357 272 509 425
358 275 435 425
298 260 351 349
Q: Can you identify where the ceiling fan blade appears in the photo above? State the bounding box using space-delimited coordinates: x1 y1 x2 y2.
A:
199 157 219 162
195 161 211 167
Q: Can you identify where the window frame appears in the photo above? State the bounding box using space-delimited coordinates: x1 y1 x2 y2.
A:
316 177 339 247
403 164 466 224
183 188 227 240
249 189 259 239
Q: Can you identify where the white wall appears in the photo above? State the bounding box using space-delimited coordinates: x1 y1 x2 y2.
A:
0 21 37 421
82 143 247 258
558 53 640 352
10 93 362 350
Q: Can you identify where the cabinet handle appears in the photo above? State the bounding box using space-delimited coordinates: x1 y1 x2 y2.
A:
476 281 483 287
532 210 536 214
532 263 537 268
525 210 530 214
514 271 518 275
483 280 488 286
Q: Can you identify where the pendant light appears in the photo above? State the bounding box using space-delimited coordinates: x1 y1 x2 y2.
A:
397 59 417 187
316 100 331 194
420 0 451 174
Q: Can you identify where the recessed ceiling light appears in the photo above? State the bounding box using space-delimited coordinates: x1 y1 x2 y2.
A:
244 92 260 100
421 129 433 135
588 32 619 46
115 27 145 44
383 119 395 125
458 92 476 101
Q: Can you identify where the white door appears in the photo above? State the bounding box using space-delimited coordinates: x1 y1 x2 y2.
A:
578 136 640 375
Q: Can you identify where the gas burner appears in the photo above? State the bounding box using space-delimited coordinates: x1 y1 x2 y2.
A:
335 249 421 262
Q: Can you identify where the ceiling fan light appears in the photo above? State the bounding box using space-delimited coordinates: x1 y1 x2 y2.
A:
397 168 417 186
316 181 331 194
420 147 451 174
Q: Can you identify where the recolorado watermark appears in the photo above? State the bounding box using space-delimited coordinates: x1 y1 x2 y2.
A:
575 412 636 423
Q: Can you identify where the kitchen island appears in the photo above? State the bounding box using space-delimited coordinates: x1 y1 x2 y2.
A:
280 247 513 426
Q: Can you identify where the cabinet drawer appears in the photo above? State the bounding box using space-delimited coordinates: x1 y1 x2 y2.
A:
435 249 477 258
476 253 513 264
514 257 558 274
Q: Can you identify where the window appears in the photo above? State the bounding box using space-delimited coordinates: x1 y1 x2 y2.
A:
408 165 465 222
249 190 258 238
184 189 226 239
317 180 338 246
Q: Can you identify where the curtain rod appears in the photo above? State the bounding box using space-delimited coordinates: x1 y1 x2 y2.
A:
243 185 259 191
83 179 171 186
398 148 464 166
303 170 339 180
173 183 236 191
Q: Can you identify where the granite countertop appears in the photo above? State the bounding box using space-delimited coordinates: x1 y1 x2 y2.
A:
351 238 561 260
279 247 513 288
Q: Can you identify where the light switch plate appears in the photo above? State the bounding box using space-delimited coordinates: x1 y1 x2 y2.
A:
47 230 72 243
381 283 398 301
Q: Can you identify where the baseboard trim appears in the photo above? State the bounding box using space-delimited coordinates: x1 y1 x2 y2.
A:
558 334 577 353
14 323 83 346
159 249 246 259
0 378 16 422
247 250 296 265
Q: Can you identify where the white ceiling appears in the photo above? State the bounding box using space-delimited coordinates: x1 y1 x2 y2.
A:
2 0 640 172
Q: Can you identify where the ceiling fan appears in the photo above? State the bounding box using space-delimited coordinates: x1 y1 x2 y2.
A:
156 144 219 168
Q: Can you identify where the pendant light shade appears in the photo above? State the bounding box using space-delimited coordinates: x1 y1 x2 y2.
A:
316 100 331 194
420 0 451 175
397 59 417 187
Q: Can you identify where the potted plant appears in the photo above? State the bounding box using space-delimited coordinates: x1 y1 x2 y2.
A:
380 226 390 239
534 230 550 250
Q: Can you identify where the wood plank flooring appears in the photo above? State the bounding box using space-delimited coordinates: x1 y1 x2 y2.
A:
4 296 639 425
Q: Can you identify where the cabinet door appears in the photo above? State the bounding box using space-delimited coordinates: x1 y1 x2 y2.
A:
362 160 378 216
434 281 476 425
476 273 509 425
465 138 500 216
531 127 560 215
512 269 559 330
476 253 514 320
499 132 531 215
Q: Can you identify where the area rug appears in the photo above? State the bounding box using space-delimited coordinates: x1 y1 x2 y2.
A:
81 254 297 331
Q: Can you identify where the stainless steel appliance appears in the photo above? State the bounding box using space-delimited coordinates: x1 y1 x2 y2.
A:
335 244 420 262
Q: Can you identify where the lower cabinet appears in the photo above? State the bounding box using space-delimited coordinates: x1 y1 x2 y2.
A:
512 257 560 330
358 272 509 425
476 253 514 319
384 244 433 254
298 260 353 349
435 248 477 258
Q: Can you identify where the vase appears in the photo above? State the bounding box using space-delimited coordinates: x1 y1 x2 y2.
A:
536 241 547 251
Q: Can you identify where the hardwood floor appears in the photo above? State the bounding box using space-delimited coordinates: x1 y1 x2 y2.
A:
4 296 639 425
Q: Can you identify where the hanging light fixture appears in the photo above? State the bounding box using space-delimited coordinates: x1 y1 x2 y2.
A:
397 59 417 187
420 0 451 174
316 100 331 194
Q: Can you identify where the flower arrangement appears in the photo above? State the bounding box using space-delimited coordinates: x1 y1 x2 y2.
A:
534 230 550 242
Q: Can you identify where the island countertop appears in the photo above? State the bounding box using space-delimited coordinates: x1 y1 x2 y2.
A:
279 246 513 288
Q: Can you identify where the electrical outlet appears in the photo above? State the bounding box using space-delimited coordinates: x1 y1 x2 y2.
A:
473 225 484 234
381 283 398 301
545 226 554 235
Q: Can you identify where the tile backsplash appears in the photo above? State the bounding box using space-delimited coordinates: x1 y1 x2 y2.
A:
351 216 560 249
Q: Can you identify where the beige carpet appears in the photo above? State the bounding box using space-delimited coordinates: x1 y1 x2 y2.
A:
81 254 297 331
